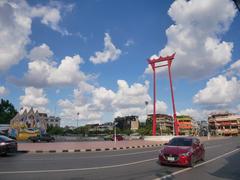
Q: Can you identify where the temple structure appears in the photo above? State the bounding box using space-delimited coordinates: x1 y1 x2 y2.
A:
9 108 47 140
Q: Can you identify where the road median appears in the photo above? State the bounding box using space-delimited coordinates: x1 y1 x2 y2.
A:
17 136 229 154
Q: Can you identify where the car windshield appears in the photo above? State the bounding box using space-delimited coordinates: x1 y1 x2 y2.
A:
168 138 192 146
0 135 13 142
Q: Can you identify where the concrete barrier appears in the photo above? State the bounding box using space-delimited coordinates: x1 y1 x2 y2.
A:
144 135 177 142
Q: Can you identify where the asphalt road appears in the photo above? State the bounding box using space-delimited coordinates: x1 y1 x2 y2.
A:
0 137 239 180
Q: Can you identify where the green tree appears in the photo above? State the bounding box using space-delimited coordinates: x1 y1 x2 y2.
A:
47 125 64 135
0 99 17 124
137 120 152 135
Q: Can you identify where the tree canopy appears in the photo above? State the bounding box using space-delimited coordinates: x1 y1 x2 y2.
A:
0 99 18 124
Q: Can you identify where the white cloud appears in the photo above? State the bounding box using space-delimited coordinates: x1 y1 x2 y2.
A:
12 47 88 87
31 6 60 29
193 75 240 106
147 101 168 115
125 39 134 47
177 108 230 121
112 80 151 109
28 43 53 61
58 80 167 126
48 55 86 85
157 101 168 114
145 0 236 78
30 3 72 36
58 99 103 126
178 108 204 121
237 105 240 113
0 1 31 71
18 60 52 87
112 80 153 121
0 86 7 96
20 87 49 113
90 33 122 64
92 87 116 111
226 59 240 77
0 0 72 72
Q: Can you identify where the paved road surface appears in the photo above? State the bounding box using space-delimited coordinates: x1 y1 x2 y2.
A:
0 137 239 180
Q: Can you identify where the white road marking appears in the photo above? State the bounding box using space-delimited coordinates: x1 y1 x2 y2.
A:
154 148 240 180
0 158 158 174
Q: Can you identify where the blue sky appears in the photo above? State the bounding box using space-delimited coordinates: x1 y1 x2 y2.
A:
0 0 240 126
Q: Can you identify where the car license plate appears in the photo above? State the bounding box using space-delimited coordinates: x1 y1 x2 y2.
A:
167 157 175 161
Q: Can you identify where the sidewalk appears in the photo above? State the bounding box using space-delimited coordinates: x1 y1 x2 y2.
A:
18 140 162 153
18 136 228 153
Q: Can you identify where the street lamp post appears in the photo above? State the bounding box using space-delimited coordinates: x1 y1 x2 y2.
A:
207 122 210 140
77 112 79 128
114 122 118 143
145 101 149 121
114 123 117 143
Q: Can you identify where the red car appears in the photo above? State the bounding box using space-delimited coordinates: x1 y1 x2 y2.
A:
0 135 18 155
159 137 205 167
111 135 124 141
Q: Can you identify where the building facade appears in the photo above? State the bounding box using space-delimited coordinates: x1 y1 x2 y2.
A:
46 116 61 127
114 116 139 131
177 115 193 135
147 114 173 135
98 122 114 132
208 112 240 136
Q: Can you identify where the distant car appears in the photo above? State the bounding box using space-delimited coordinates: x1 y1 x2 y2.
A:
29 134 55 143
159 137 205 167
129 133 142 140
0 135 18 155
103 135 112 141
0 131 16 140
111 135 124 141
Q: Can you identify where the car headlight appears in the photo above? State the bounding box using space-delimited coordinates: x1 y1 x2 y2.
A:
180 152 191 157
0 142 7 146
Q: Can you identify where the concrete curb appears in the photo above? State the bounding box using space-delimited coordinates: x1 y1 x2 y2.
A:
18 143 162 154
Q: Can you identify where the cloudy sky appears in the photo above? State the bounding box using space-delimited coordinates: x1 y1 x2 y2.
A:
0 0 240 127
